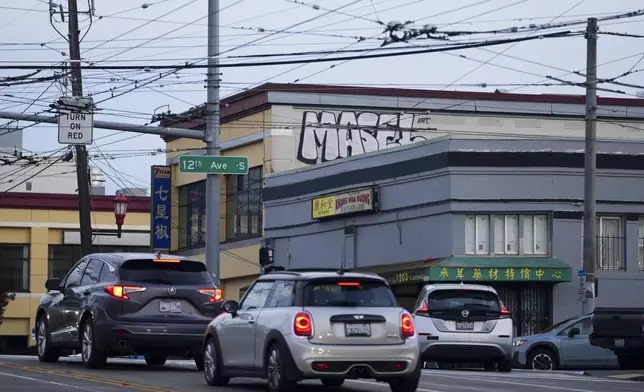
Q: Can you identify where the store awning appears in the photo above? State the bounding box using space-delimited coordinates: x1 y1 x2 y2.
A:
426 257 572 283
373 257 572 285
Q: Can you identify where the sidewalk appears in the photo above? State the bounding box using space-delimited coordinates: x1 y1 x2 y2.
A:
582 370 644 382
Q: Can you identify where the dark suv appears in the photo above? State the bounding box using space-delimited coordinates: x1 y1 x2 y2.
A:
35 253 224 369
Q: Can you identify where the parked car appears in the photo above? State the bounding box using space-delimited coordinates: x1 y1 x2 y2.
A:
590 307 644 369
412 283 514 372
201 268 422 392
513 314 618 370
35 253 224 369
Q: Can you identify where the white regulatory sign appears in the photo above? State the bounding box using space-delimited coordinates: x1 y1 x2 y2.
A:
58 111 93 145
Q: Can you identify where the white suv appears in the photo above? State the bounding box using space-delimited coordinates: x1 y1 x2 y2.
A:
413 283 514 372
201 269 422 392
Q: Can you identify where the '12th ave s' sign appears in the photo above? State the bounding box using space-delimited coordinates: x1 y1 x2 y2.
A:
178 155 249 175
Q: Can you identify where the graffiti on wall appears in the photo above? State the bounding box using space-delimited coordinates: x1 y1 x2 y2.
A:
296 110 432 165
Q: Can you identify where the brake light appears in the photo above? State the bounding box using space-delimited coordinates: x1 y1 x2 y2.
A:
401 313 415 338
337 282 360 286
105 285 146 299
501 303 511 318
418 301 429 312
294 312 313 337
199 288 223 303
153 258 180 263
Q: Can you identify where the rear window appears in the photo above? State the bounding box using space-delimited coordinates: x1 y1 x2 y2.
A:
304 279 397 307
428 289 500 311
119 259 213 286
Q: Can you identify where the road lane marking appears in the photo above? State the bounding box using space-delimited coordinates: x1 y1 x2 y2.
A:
420 372 597 392
0 362 178 392
347 379 447 392
0 371 103 392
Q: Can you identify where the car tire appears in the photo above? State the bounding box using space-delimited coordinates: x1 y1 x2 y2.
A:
80 318 107 369
321 378 345 387
144 355 167 366
194 354 205 371
527 348 557 371
204 336 230 387
497 358 512 373
36 316 61 363
388 360 421 392
266 343 296 392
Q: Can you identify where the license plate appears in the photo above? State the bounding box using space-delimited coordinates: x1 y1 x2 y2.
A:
456 321 474 331
345 323 371 337
615 338 625 348
159 301 182 313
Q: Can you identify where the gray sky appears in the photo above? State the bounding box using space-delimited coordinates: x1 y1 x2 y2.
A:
1 0 643 194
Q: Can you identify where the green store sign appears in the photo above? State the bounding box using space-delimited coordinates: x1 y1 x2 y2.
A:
428 266 571 282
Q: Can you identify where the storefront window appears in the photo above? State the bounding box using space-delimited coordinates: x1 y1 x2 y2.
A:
0 244 29 292
226 166 263 241
178 180 206 249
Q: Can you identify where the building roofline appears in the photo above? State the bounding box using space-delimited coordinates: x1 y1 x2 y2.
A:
0 192 151 212
161 83 644 142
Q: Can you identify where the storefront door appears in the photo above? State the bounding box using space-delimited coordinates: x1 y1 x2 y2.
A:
495 283 553 337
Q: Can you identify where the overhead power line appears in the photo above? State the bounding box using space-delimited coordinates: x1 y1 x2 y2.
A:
0 31 578 70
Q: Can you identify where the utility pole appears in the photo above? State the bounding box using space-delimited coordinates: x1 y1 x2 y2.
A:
205 0 221 285
582 17 598 315
67 0 93 257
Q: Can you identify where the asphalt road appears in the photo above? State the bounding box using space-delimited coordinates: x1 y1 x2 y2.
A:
0 355 641 392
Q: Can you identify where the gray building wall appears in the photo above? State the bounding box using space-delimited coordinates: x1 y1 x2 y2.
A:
263 138 644 323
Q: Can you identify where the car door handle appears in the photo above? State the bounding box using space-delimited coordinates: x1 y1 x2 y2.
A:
248 320 255 324
83 290 91 296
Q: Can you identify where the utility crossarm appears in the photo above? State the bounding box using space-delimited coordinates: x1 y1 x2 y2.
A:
0 111 204 139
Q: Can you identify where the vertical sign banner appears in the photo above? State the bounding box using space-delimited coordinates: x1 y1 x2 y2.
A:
151 165 171 253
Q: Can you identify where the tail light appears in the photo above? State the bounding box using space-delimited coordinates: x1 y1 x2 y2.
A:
337 281 360 286
415 300 429 316
199 288 223 303
401 312 415 338
294 312 313 337
500 303 512 319
105 285 146 300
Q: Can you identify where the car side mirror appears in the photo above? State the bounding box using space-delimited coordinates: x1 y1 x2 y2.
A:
45 278 61 291
223 300 239 315
568 327 580 337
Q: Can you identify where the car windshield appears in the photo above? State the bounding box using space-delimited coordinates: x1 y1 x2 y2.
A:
427 289 501 311
304 279 397 307
537 316 578 334
119 259 213 285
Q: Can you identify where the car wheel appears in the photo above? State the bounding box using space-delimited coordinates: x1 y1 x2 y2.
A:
266 343 296 392
194 354 205 371
204 336 230 386
36 316 60 363
321 378 344 387
388 360 421 392
497 358 512 373
144 355 167 366
80 318 107 369
527 348 557 371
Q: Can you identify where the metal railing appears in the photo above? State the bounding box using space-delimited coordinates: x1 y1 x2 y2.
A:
596 235 625 271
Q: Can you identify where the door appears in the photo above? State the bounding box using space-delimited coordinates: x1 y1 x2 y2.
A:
50 258 89 345
218 281 273 367
559 317 607 367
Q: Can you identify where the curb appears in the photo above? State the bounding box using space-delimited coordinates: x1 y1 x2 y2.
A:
583 371 644 382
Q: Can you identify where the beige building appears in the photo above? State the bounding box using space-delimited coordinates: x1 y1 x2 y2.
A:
162 83 644 301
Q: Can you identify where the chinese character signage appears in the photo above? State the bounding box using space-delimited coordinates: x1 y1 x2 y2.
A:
311 187 377 219
429 266 571 282
150 165 171 252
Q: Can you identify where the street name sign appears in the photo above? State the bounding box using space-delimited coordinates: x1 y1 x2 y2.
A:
178 155 249 175
58 111 93 145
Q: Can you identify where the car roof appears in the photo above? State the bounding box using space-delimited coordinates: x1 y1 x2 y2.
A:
258 268 387 282
421 283 499 294
86 252 194 266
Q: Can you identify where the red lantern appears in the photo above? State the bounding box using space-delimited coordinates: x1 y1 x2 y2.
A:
113 193 129 238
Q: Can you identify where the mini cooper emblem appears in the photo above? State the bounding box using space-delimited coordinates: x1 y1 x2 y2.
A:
461 310 470 318
354 315 364 320
168 287 177 295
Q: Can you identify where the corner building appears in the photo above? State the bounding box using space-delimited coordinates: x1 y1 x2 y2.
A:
263 137 644 337
162 83 644 308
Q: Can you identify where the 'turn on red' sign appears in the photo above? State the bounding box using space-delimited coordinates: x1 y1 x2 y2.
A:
311 187 376 219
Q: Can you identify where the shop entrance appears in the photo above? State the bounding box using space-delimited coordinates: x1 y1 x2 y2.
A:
494 283 553 337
